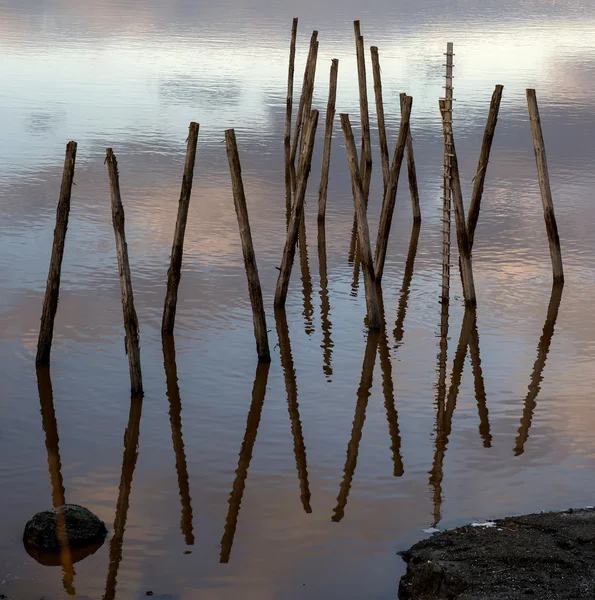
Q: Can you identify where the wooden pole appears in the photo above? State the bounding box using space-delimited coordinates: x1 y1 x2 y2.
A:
290 32 319 165
225 129 271 362
275 110 319 308
467 85 503 249
370 46 389 191
36 141 77 367
526 89 564 284
162 122 200 335
332 329 379 522
514 283 563 456
373 96 413 283
339 114 380 329
318 58 339 221
284 18 299 166
318 221 333 380
220 362 269 563
105 149 143 396
440 102 477 307
162 335 194 546
354 21 372 201
400 93 422 223
275 308 312 513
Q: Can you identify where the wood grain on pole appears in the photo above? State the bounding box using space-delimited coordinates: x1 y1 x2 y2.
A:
354 23 372 200
36 141 77 367
440 109 477 307
318 58 339 221
225 129 271 363
275 110 320 308
105 149 143 396
526 89 564 284
162 122 200 335
284 18 299 165
340 114 380 329
371 46 389 191
373 95 412 283
467 84 503 249
290 31 318 165
400 93 421 222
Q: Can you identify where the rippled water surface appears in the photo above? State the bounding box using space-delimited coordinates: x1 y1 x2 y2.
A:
1 0 595 598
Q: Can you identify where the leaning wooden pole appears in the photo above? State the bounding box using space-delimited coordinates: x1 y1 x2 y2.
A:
275 110 320 308
36 141 77 367
467 84 503 249
290 31 318 166
318 58 339 221
225 129 271 363
340 114 380 329
526 89 564 284
440 103 477 307
354 21 372 200
370 46 389 191
284 18 299 166
105 149 143 396
162 122 200 335
400 93 422 223
373 96 413 283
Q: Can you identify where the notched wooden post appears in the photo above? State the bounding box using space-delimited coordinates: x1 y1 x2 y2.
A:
318 58 339 221
275 111 320 308
36 141 77 367
526 89 564 284
340 113 380 329
105 149 143 396
225 129 271 363
162 122 200 335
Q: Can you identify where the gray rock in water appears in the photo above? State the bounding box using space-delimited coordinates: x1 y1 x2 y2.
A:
23 504 107 552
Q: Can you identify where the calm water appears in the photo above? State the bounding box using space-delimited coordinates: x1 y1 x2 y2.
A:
1 0 595 598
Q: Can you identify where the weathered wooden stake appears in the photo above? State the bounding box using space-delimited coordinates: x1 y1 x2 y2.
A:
467 85 503 249
373 96 413 283
284 18 299 165
290 31 319 165
275 111 320 308
225 129 271 363
318 58 339 221
105 149 143 396
340 114 380 329
440 103 477 307
400 93 422 222
370 46 389 190
526 89 564 284
36 141 77 367
354 21 372 200
162 122 200 335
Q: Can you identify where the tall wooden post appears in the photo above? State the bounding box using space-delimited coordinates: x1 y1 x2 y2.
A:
354 21 372 200
36 141 77 367
284 18 299 166
340 114 380 329
225 129 271 363
105 149 143 396
400 93 422 222
526 89 564 284
318 58 339 221
162 122 200 335
370 46 389 190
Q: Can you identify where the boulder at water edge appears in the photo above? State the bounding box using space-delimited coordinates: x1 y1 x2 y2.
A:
23 504 107 552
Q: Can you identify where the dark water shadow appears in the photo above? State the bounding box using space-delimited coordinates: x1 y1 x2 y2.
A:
377 286 404 477
332 328 380 522
103 395 143 600
220 362 270 563
298 216 315 336
394 222 421 349
275 308 312 514
162 334 195 546
468 313 491 448
514 283 564 456
35 367 75 596
317 221 334 381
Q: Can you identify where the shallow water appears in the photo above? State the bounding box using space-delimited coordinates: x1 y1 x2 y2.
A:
1 0 595 598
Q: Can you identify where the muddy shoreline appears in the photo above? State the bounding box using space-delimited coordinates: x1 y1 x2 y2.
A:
398 508 595 599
